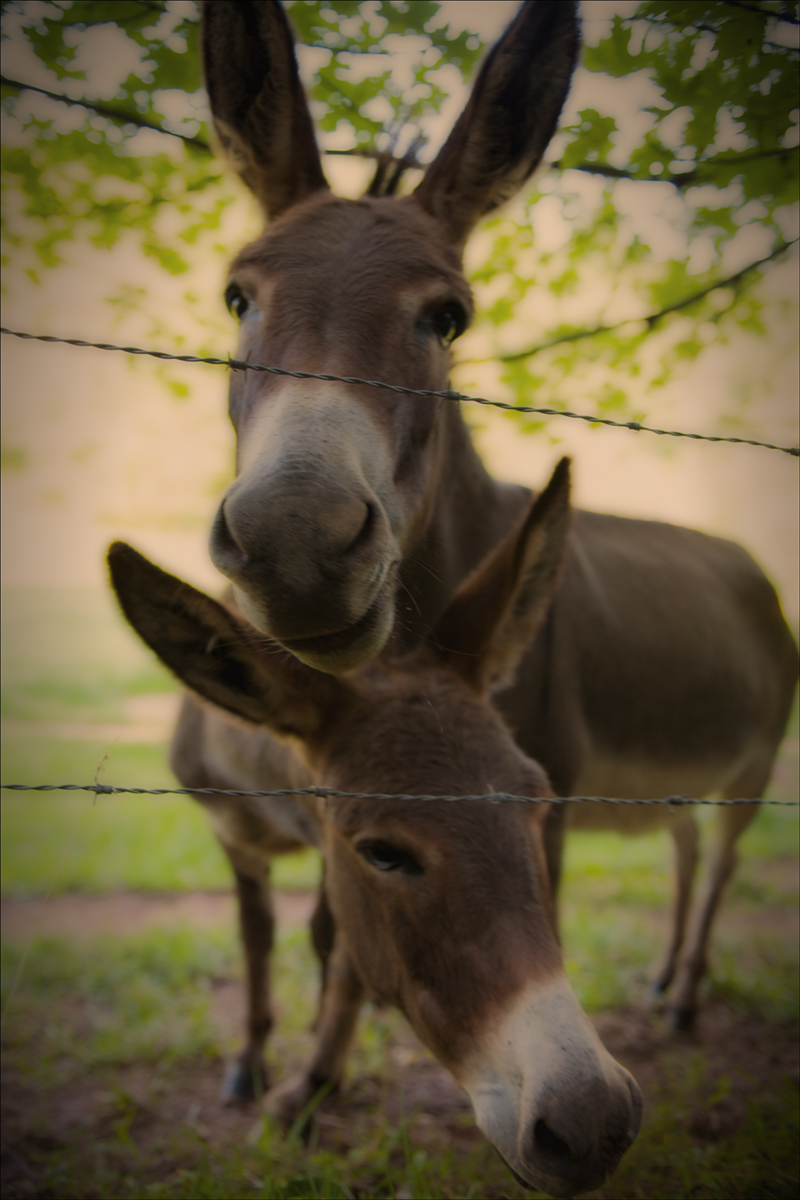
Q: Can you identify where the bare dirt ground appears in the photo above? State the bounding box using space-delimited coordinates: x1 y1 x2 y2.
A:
4 874 798 943
1 889 315 941
2 891 798 1199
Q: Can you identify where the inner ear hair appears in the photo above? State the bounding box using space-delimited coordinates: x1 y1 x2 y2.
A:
429 458 572 691
414 1 580 245
107 541 275 725
202 0 328 219
107 542 347 737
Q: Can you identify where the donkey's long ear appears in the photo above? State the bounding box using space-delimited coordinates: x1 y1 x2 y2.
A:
202 0 328 220
414 1 579 246
430 458 572 692
107 543 340 738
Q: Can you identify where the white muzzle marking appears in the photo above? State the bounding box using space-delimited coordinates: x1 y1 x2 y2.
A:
459 975 642 1196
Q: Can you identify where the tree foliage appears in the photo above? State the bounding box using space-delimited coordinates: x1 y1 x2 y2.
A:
1 0 798 428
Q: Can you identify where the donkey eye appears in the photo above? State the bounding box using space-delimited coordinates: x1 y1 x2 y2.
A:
225 283 250 320
430 305 465 348
356 839 424 876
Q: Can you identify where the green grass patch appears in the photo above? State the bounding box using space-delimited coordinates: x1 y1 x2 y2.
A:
3 918 797 1199
2 927 238 1072
708 932 800 1023
2 926 530 1198
2 784 231 894
1 776 321 894
610 1066 799 1200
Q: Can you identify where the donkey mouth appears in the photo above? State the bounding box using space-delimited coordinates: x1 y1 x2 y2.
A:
281 585 392 670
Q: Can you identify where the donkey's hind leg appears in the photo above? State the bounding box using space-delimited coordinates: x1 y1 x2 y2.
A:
669 768 765 1031
649 814 699 1000
222 844 275 1103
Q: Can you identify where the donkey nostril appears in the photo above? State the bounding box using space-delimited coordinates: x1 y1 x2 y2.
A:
534 1118 571 1160
209 500 248 571
345 501 376 555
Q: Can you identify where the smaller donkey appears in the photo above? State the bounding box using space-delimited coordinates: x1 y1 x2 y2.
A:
108 459 642 1198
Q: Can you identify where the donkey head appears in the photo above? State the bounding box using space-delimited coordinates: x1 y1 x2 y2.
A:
109 459 642 1195
203 0 580 671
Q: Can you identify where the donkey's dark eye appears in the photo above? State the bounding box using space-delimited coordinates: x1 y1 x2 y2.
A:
225 283 250 320
356 839 424 876
430 305 465 348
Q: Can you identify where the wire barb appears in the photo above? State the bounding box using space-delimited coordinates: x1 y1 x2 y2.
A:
2 327 797 457
1 784 796 805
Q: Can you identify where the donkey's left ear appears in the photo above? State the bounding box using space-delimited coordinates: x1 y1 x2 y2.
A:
430 458 572 692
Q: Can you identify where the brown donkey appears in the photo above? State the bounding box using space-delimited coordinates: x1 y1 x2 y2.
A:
190 0 798 1054
110 459 643 1198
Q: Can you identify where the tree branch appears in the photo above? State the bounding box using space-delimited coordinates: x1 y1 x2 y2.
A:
721 1 799 24
299 41 394 55
0 76 426 170
3 78 794 193
552 146 798 187
455 239 800 366
0 75 212 150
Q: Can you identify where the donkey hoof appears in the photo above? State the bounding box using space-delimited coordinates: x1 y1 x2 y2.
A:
669 1006 696 1034
645 980 669 1009
222 1058 268 1104
264 1073 328 1130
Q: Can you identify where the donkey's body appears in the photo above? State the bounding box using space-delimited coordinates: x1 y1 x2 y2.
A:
112 462 646 1197
174 0 797 1103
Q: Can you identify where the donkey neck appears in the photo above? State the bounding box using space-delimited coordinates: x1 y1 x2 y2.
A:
394 405 530 652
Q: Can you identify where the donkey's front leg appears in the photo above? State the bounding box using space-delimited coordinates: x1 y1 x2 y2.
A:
264 934 364 1127
309 871 336 1030
222 845 275 1103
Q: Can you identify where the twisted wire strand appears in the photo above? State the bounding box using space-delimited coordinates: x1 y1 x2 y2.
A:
1 784 796 805
2 327 797 457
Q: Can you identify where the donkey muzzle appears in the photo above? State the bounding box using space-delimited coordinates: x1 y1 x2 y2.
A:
462 976 642 1196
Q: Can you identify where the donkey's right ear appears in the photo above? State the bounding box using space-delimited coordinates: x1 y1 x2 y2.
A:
430 458 572 693
107 543 340 738
414 1 579 246
202 0 329 220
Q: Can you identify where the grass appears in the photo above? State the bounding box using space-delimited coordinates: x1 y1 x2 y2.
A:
0 773 321 894
3 912 798 1199
2 925 523 1199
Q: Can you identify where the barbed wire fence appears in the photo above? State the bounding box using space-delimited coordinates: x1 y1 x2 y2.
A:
2 327 799 456
0 784 796 806
2 321 797 1037
2 325 797 808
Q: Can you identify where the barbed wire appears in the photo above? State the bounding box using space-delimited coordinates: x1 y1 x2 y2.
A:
2 326 797 457
1 784 796 806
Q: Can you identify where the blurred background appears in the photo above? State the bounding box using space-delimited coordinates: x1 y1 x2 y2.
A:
2 0 798 603
3 0 796 883
1 5 798 1195
2 0 797 882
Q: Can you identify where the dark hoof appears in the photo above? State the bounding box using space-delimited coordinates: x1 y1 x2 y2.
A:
670 1006 696 1033
222 1058 268 1104
646 979 669 1006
